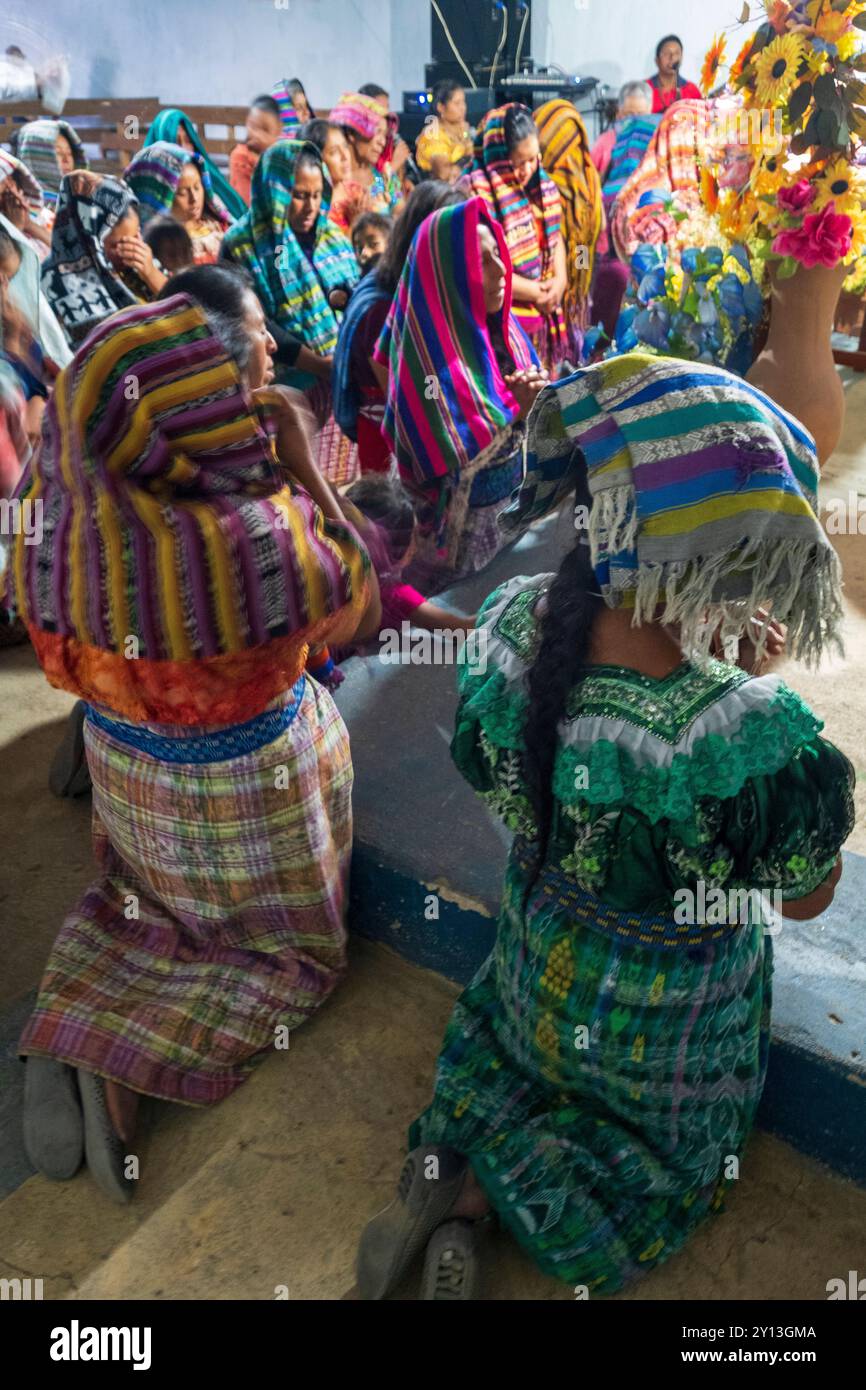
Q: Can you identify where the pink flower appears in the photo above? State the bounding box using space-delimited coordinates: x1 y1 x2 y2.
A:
772 204 853 268
777 180 815 214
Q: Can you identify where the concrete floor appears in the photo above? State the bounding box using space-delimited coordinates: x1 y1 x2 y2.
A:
1 374 865 1301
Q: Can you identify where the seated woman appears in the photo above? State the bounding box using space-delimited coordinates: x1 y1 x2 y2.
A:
610 100 709 266
357 352 854 1300
41 171 167 346
221 139 360 485
12 264 379 1203
357 83 411 181
463 104 568 373
535 99 603 365
16 118 88 209
334 179 465 476
302 118 369 234
415 80 475 183
0 150 54 260
124 141 233 265
229 95 284 207
0 213 72 368
373 196 548 591
330 93 403 219
142 107 247 220
276 77 313 128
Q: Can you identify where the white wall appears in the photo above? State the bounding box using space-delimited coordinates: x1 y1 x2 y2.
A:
533 0 716 94
1 0 392 107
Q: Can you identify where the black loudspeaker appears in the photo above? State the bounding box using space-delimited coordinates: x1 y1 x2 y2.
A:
430 1 530 75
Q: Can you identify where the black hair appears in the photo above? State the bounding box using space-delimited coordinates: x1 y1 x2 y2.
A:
523 473 600 870
156 263 257 369
375 179 467 294
345 474 415 577
294 146 324 181
251 95 281 120
432 79 462 112
503 103 537 155
656 34 683 60
142 214 194 273
301 118 341 152
288 78 311 109
358 83 388 101
352 211 392 244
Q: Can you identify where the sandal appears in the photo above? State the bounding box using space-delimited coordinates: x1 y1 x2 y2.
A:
421 1218 479 1300
356 1145 468 1300
22 1056 84 1181
77 1070 136 1204
49 700 92 798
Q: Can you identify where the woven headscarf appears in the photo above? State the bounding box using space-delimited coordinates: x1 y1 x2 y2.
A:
610 100 709 263
535 99 603 340
602 114 660 205
40 176 146 346
124 141 232 228
373 196 538 485
9 293 370 725
329 92 385 142
142 108 247 220
463 104 567 363
502 352 842 664
221 139 358 359
0 149 46 217
16 119 88 205
0 212 72 370
271 79 303 136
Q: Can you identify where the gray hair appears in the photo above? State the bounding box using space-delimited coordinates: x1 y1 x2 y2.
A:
619 81 653 109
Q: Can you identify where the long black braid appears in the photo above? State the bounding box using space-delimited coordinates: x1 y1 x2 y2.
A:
523 477 601 875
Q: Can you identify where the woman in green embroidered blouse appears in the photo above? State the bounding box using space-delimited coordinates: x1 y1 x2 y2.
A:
356 353 855 1300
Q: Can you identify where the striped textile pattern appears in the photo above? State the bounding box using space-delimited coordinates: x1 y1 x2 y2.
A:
123 140 232 228
16 119 88 204
535 99 604 341
272 79 303 135
610 100 710 263
373 196 537 485
9 293 369 724
18 678 353 1105
602 113 661 203
503 351 843 663
221 139 358 357
142 107 247 221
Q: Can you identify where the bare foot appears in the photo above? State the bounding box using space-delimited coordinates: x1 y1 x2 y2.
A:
449 1166 491 1221
104 1079 139 1144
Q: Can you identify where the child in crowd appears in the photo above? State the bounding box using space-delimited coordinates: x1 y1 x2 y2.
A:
229 95 283 206
142 214 194 276
351 211 391 273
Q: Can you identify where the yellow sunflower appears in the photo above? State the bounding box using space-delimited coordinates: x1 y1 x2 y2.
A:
813 158 866 215
701 35 727 96
751 151 790 197
845 204 866 262
753 33 808 106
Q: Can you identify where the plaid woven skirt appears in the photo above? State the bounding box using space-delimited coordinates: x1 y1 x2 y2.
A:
19 678 353 1105
410 855 773 1292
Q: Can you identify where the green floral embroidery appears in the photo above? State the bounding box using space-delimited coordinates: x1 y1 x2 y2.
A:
560 802 621 892
478 730 536 835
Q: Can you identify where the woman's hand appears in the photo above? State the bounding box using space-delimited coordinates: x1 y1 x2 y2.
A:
67 170 103 198
713 609 787 674
505 366 549 419
111 236 167 293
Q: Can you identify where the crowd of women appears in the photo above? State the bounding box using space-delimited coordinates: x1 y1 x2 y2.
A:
0 33 855 1301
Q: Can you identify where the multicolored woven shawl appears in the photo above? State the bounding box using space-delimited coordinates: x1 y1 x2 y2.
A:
502 351 843 665
373 196 537 485
610 100 709 262
221 140 358 356
0 149 46 217
142 108 247 220
464 104 566 361
602 114 661 204
124 140 232 227
271 79 303 136
535 100 603 340
39 176 146 345
16 119 88 205
9 293 370 725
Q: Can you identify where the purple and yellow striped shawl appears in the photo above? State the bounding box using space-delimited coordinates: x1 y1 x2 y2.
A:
123 141 232 228
502 352 843 665
373 196 537 485
9 294 370 725
221 139 358 363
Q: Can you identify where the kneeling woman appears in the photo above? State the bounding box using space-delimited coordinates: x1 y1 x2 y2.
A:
374 196 547 591
11 265 378 1202
357 354 854 1297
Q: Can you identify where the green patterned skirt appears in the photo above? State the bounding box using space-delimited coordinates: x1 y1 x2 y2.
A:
410 855 773 1293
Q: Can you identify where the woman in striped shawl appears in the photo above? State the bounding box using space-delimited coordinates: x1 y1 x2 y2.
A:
373 196 547 591
124 140 234 264
462 104 569 372
11 268 379 1203
16 118 88 207
221 139 361 484
357 352 854 1299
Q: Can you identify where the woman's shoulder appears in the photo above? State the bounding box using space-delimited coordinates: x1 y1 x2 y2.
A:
474 573 551 666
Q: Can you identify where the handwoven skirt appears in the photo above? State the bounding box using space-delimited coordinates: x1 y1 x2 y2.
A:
411 854 773 1292
19 677 353 1105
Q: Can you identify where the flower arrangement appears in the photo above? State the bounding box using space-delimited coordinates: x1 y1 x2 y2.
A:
704 1 866 276
591 240 763 374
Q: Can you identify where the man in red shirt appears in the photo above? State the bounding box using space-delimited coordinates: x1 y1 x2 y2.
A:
647 34 703 113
